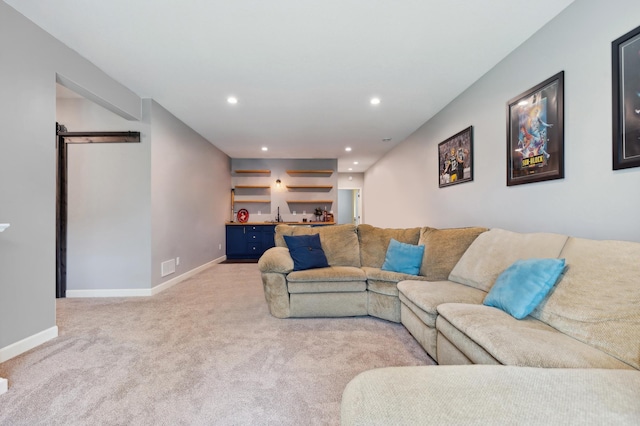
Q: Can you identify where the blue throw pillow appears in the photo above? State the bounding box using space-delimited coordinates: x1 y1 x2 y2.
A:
283 234 329 271
483 258 566 319
381 238 425 275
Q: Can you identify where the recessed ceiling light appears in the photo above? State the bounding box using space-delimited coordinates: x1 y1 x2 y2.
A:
227 96 238 104
345 147 352 152
370 97 381 105
261 147 268 151
353 161 359 165
348 168 353 171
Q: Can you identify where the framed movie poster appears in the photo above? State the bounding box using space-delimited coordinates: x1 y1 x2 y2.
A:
506 72 564 186
438 126 473 188
612 24 640 170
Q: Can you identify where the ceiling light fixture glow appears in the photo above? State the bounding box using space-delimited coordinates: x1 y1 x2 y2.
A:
353 161 359 165
348 168 353 171
227 96 238 104
345 147 352 152
370 97 381 105
261 147 268 151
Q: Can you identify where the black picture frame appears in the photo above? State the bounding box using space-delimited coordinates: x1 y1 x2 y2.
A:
612 25 640 170
506 71 564 186
438 126 473 188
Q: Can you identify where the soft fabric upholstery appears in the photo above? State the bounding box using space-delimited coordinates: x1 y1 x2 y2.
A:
341 366 640 426
435 332 475 365
275 224 361 267
367 291 401 322
260 272 290 318
399 302 439 358
287 266 365 283
357 224 422 268
532 237 640 370
398 280 487 327
436 303 634 369
381 239 424 275
289 292 367 317
288 280 366 294
449 228 569 292
398 280 487 360
483 258 566 319
258 247 294 274
436 318 500 365
418 227 487 280
283 234 329 271
361 267 427 289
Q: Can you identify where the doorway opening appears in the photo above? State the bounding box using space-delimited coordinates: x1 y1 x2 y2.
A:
337 189 361 225
55 123 140 298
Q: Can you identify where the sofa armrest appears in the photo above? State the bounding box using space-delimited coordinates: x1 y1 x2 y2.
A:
258 247 294 274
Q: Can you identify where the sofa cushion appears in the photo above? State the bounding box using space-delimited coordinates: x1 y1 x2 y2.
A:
484 258 566 319
283 234 329 271
418 227 487 280
275 224 361 267
448 228 569 292
398 280 486 328
287 266 366 283
288 280 366 294
436 303 633 369
362 267 427 297
381 239 425 275
532 237 640 370
362 267 425 284
357 224 422 268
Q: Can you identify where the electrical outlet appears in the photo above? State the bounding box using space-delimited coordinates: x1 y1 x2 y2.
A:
176 257 180 266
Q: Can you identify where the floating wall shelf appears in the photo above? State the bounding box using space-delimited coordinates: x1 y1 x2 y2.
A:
234 200 271 203
234 169 271 174
286 169 333 175
234 185 271 189
286 185 333 190
286 200 333 204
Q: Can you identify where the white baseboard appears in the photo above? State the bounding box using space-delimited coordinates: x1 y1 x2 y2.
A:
0 326 58 363
150 255 226 296
66 256 227 298
66 288 153 298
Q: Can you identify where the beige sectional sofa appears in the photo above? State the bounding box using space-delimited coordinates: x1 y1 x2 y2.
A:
259 223 486 323
258 223 640 424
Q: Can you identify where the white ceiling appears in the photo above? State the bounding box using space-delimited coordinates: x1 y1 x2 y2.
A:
7 0 574 172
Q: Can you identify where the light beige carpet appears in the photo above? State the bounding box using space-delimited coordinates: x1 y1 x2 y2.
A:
0 264 434 425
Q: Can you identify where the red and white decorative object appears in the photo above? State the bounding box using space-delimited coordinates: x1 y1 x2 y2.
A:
236 209 249 223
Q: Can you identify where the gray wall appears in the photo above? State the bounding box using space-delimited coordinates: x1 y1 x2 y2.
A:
149 100 230 287
0 2 141 349
365 0 640 243
57 97 151 291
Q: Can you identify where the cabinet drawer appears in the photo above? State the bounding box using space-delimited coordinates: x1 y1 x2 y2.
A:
247 232 261 241
248 243 262 253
